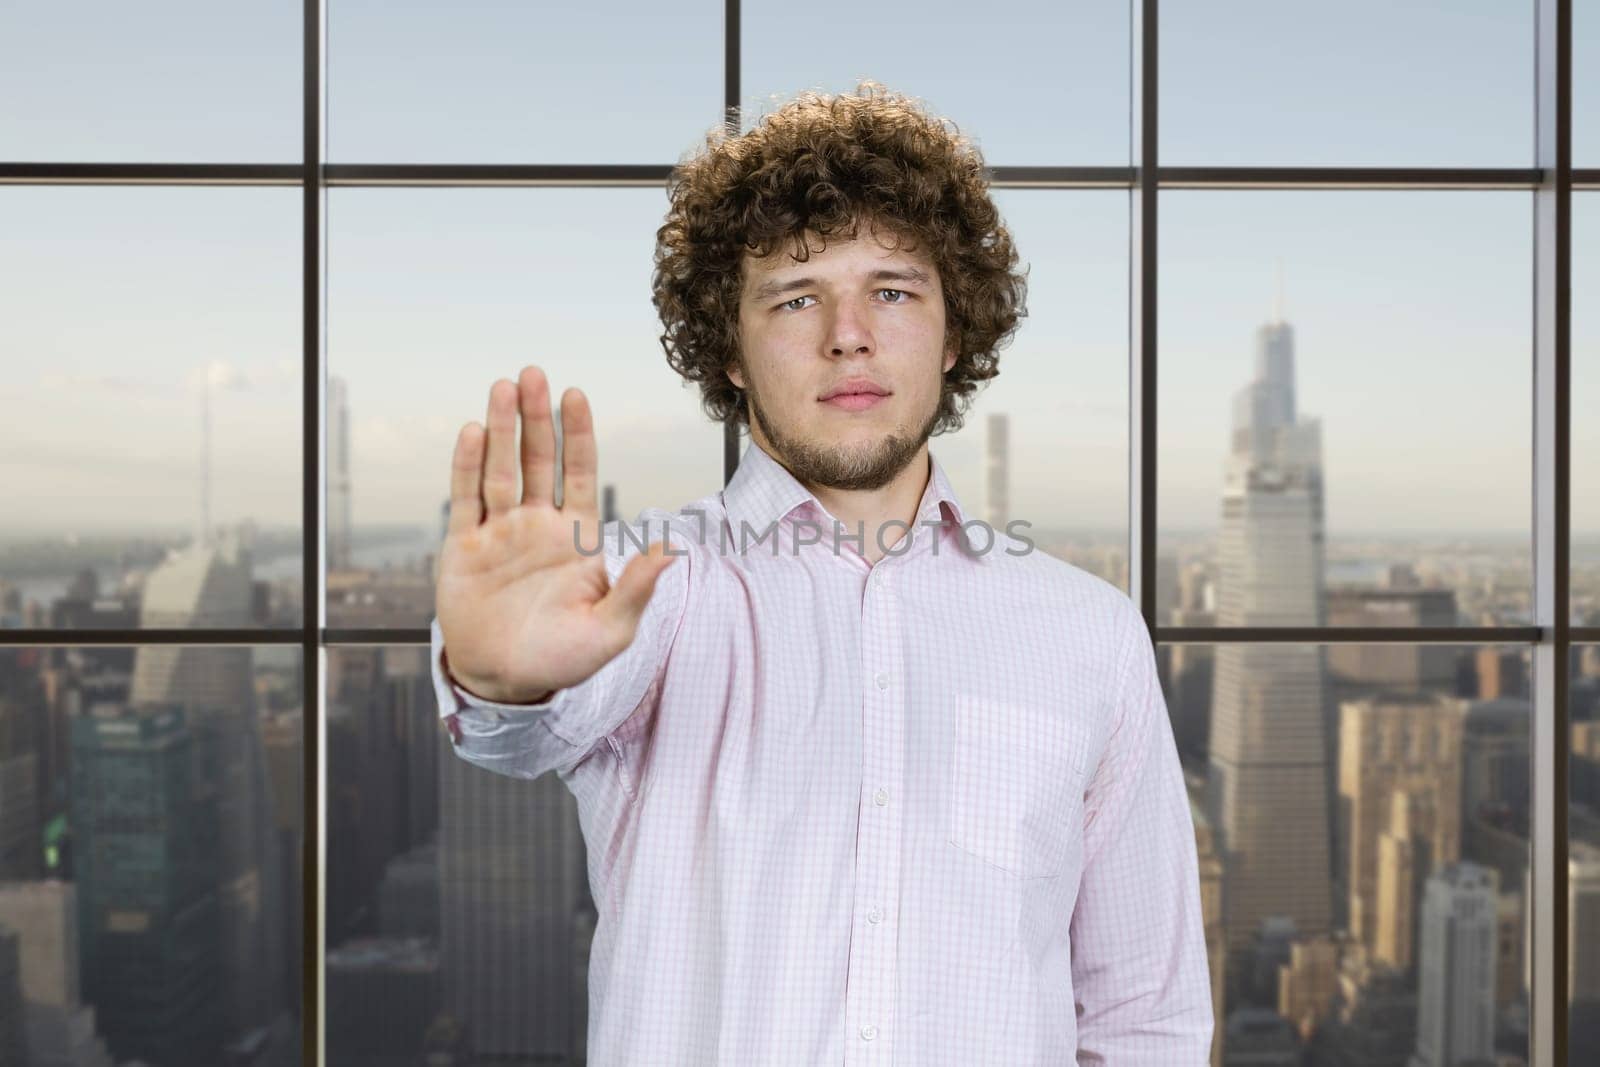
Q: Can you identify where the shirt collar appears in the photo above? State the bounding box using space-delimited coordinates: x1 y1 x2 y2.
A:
722 438 992 564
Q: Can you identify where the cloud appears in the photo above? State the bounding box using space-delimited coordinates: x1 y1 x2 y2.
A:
187 358 278 392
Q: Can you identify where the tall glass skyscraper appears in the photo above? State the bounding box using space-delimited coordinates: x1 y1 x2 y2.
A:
1206 316 1335 1004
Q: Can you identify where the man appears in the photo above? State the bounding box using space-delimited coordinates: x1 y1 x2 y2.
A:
431 81 1212 1065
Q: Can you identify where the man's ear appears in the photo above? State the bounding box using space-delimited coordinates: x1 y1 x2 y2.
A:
727 362 746 391
942 343 958 375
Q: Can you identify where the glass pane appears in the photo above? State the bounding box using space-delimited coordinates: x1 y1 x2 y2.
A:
326 643 583 1061
1576 194 1599 626
1158 191 1531 628
328 0 722 164
741 0 1128 166
1162 1 1533 167
1573 644 1600 1064
0 188 304 631
0 644 303 1064
1579 1 1599 167
0 1 301 164
326 188 724 629
1162 641 1532 1063
937 190 1129 591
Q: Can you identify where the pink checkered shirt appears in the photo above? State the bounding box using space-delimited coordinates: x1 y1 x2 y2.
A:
431 439 1213 1065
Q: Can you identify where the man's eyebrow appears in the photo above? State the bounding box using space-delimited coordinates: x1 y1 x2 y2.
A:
749 266 933 302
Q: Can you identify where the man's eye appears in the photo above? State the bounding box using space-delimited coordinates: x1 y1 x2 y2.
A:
780 290 910 311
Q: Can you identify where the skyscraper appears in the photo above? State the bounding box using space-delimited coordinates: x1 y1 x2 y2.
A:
0 684 42 881
0 880 115 1067
1336 695 1464 968
71 707 222 1065
438 737 592 1060
329 374 354 572
0 925 22 1067
1206 315 1334 1001
127 531 288 1044
1570 843 1600 1052
1410 862 1498 1066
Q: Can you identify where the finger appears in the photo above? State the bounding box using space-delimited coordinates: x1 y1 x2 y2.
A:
593 541 678 638
518 365 558 509
446 422 486 537
482 379 520 519
559 387 599 518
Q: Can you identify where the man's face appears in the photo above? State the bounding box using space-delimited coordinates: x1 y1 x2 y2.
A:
730 220 958 492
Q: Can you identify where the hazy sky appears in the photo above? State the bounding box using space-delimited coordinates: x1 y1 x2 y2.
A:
1 1 1595 542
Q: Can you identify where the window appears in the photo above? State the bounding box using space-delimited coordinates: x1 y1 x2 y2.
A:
1 3 1588 1065
1159 190 1532 628
1162 0 1534 167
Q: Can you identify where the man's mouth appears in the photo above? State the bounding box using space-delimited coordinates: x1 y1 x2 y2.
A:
821 393 888 412
819 378 891 411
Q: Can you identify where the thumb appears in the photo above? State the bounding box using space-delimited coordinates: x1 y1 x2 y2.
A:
593 541 679 636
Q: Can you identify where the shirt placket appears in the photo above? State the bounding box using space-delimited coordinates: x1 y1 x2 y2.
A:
844 558 906 1065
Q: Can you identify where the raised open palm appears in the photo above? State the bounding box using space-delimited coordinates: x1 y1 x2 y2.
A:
435 366 679 705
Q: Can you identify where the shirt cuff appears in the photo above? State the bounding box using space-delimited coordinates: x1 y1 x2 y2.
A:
430 616 570 748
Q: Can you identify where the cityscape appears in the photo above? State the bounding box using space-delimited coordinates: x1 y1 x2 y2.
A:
4 0 1597 1061
1 297 1597 1065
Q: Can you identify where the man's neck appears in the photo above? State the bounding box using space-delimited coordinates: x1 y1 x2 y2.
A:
753 436 931 565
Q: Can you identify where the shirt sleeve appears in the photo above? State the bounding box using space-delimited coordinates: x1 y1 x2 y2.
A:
430 511 694 782
1070 601 1215 1064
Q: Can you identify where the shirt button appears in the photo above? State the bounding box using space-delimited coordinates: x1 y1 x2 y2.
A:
874 671 889 690
860 1025 877 1041
868 906 883 924
874 787 889 806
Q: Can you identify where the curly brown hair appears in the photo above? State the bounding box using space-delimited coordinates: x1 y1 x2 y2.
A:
651 80 1029 436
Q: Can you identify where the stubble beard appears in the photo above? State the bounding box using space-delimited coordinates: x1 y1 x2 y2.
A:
742 371 943 493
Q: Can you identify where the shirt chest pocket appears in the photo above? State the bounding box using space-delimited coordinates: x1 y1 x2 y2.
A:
946 692 1092 879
